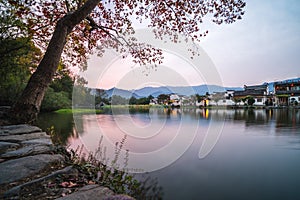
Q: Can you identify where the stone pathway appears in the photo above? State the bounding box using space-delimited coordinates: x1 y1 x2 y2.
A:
0 124 134 200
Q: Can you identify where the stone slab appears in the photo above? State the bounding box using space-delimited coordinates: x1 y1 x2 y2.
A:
0 132 50 143
56 185 135 200
3 166 77 198
21 138 53 145
104 195 135 200
0 141 20 154
0 154 64 185
56 185 114 200
0 124 41 136
1 144 53 159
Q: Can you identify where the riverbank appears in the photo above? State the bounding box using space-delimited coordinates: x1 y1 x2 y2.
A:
0 124 135 199
55 105 155 115
54 104 300 115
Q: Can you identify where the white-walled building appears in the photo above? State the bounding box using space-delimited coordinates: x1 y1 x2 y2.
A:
169 94 181 107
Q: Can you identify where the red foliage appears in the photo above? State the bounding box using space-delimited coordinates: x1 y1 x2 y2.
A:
8 0 245 69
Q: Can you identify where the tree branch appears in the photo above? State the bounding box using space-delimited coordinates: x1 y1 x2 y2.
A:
66 0 101 28
85 16 130 46
65 0 70 12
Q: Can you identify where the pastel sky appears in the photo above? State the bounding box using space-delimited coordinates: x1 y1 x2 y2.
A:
84 0 300 89
201 0 300 87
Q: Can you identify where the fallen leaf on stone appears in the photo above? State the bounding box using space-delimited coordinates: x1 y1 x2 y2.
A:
61 182 69 187
88 180 95 184
68 181 77 188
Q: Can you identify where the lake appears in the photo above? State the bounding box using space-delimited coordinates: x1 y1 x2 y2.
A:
37 108 300 200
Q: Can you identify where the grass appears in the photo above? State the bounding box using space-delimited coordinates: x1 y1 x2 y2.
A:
55 105 158 115
54 134 163 199
68 144 163 199
55 108 104 114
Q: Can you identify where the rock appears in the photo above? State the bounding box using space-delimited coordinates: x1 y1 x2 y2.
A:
0 124 135 200
0 154 64 185
56 185 115 200
0 132 50 143
0 124 41 136
56 185 135 200
105 195 136 200
0 144 53 159
0 106 10 111
3 166 77 198
0 141 20 154
21 138 53 145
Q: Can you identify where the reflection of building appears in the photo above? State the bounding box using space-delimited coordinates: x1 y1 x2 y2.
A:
234 84 270 106
274 78 300 106
195 108 300 132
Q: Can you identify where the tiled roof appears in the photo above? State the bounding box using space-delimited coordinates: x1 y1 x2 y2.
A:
234 90 266 97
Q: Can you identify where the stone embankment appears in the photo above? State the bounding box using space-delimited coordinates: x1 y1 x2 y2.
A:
0 124 134 200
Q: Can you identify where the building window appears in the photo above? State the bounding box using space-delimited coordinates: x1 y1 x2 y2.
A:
291 86 300 91
256 98 262 102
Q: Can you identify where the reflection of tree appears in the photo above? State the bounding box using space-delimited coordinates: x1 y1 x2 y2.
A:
275 109 300 130
37 109 300 146
194 108 271 126
193 108 299 131
73 114 84 136
163 108 183 119
233 109 246 121
245 109 256 125
235 109 269 126
37 113 76 145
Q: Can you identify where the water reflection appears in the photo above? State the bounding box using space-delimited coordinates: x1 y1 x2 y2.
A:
37 112 79 145
36 108 300 200
37 109 300 146
158 108 300 134
166 108 300 133
195 108 299 132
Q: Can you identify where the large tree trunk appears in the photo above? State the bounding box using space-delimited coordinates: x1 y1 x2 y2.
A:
10 0 100 124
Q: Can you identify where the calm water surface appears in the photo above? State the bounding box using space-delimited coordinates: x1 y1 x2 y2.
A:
38 109 300 200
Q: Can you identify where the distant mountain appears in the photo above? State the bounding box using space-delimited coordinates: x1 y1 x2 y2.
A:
103 85 243 98
92 78 300 99
106 87 141 99
133 86 173 97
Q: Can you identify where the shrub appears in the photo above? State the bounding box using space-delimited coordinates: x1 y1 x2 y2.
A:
41 87 71 112
247 96 255 106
